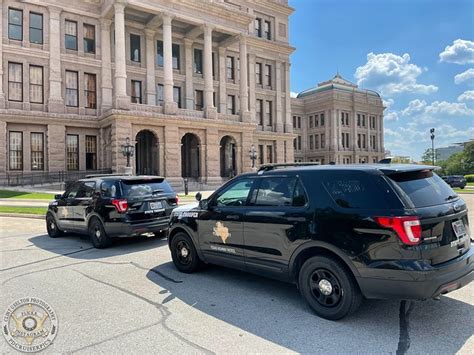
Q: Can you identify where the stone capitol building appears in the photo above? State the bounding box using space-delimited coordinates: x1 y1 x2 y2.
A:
0 0 384 189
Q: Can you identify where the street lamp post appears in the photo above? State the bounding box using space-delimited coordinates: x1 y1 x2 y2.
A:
121 137 135 174
249 144 258 170
430 128 435 165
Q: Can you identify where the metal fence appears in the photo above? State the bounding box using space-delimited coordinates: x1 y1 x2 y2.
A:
0 169 113 187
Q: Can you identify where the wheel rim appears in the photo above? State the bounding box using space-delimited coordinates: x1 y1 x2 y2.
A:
309 268 342 307
47 217 56 234
93 224 101 239
176 240 192 265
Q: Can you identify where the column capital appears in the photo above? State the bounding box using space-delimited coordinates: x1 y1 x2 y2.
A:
218 46 226 55
203 24 214 35
48 5 62 18
162 12 175 25
144 28 155 38
183 38 193 47
101 18 113 28
114 1 127 14
238 33 247 44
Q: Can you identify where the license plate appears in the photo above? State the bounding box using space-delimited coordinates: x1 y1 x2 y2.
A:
452 220 466 238
149 201 162 210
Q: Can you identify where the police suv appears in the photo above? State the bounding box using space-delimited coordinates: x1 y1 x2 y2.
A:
167 163 473 320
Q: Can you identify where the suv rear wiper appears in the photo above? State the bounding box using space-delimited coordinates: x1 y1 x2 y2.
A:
445 194 458 201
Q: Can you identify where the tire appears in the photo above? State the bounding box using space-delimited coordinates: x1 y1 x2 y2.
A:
46 213 63 238
298 256 362 320
88 217 112 249
170 232 203 273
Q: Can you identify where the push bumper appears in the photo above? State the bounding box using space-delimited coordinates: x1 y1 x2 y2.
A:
356 248 474 300
104 218 169 238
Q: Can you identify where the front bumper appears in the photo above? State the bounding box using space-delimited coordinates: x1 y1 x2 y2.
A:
356 248 473 300
104 218 169 237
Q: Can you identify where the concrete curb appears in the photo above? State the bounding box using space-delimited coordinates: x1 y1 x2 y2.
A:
0 213 45 219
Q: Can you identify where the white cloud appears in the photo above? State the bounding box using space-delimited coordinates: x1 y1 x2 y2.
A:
454 68 474 85
458 90 474 102
383 98 394 109
290 91 298 98
384 111 399 121
401 99 474 118
355 52 438 96
439 39 474 64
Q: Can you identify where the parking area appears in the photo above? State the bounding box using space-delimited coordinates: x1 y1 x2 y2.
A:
0 195 473 354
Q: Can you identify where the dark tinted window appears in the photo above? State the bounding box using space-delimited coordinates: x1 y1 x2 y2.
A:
388 171 456 208
322 171 395 209
254 177 307 207
101 180 120 198
76 181 96 198
65 182 82 199
120 179 173 198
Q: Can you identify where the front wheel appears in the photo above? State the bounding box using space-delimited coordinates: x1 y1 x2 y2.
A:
88 218 112 249
46 213 63 238
298 256 362 320
170 232 203 273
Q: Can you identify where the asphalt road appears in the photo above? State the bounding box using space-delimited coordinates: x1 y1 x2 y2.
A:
1 195 473 354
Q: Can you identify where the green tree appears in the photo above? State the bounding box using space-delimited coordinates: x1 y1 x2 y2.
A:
463 141 474 173
421 148 439 165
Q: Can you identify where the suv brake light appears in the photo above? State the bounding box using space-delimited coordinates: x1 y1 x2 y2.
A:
112 199 128 213
374 216 421 246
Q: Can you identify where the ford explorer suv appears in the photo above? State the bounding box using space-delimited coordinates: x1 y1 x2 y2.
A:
167 163 473 320
46 175 178 248
442 175 467 189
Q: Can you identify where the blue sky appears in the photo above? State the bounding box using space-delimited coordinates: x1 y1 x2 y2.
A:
289 0 474 160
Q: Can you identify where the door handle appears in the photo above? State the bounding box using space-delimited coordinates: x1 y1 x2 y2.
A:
227 215 240 220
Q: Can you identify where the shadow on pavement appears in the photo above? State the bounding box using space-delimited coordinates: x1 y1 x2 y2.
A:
28 232 167 260
146 262 474 354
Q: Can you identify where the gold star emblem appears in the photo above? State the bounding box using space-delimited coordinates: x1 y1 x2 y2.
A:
213 222 231 244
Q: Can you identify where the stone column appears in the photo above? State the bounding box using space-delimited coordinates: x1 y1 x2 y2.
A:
164 125 181 185
101 19 113 112
275 60 283 132
145 29 156 105
218 47 227 114
184 38 194 109
111 119 132 173
113 2 130 109
0 121 6 174
248 53 256 122
239 35 250 122
205 128 220 184
0 0 5 109
380 115 384 154
284 62 292 133
47 6 64 113
353 111 358 162
162 13 177 114
331 109 338 151
203 25 217 118
47 124 66 171
276 140 285 163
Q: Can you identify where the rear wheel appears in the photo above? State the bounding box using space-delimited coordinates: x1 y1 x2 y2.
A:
298 256 362 320
46 213 63 238
88 218 112 249
170 232 202 273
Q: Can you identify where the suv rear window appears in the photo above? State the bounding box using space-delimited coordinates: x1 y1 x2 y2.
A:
387 170 456 208
322 171 398 209
121 179 173 198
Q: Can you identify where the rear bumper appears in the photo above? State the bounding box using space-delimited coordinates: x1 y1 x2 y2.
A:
356 248 474 300
104 219 169 237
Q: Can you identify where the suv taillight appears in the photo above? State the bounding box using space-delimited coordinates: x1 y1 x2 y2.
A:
112 199 128 213
374 216 422 246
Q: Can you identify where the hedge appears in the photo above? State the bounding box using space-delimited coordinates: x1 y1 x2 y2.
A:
465 174 474 183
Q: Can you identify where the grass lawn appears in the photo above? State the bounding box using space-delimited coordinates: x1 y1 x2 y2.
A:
454 188 474 194
0 190 55 200
0 206 47 215
467 182 474 186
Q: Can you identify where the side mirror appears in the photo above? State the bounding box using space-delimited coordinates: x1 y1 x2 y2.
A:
199 199 209 210
54 194 63 200
195 192 202 201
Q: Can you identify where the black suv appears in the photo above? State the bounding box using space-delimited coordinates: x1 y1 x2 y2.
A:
442 175 467 189
46 175 178 248
167 164 473 320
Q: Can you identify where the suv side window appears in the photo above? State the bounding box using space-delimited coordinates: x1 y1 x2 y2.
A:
65 183 82 199
101 180 119 198
213 179 255 207
76 181 96 198
254 176 307 207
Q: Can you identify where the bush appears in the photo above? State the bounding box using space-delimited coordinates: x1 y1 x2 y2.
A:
465 174 474 182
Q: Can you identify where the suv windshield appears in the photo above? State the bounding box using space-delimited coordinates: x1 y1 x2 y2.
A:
387 170 456 208
120 179 173 198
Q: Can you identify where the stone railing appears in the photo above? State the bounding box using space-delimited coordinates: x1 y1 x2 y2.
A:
177 108 205 118
218 113 241 122
130 103 164 114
